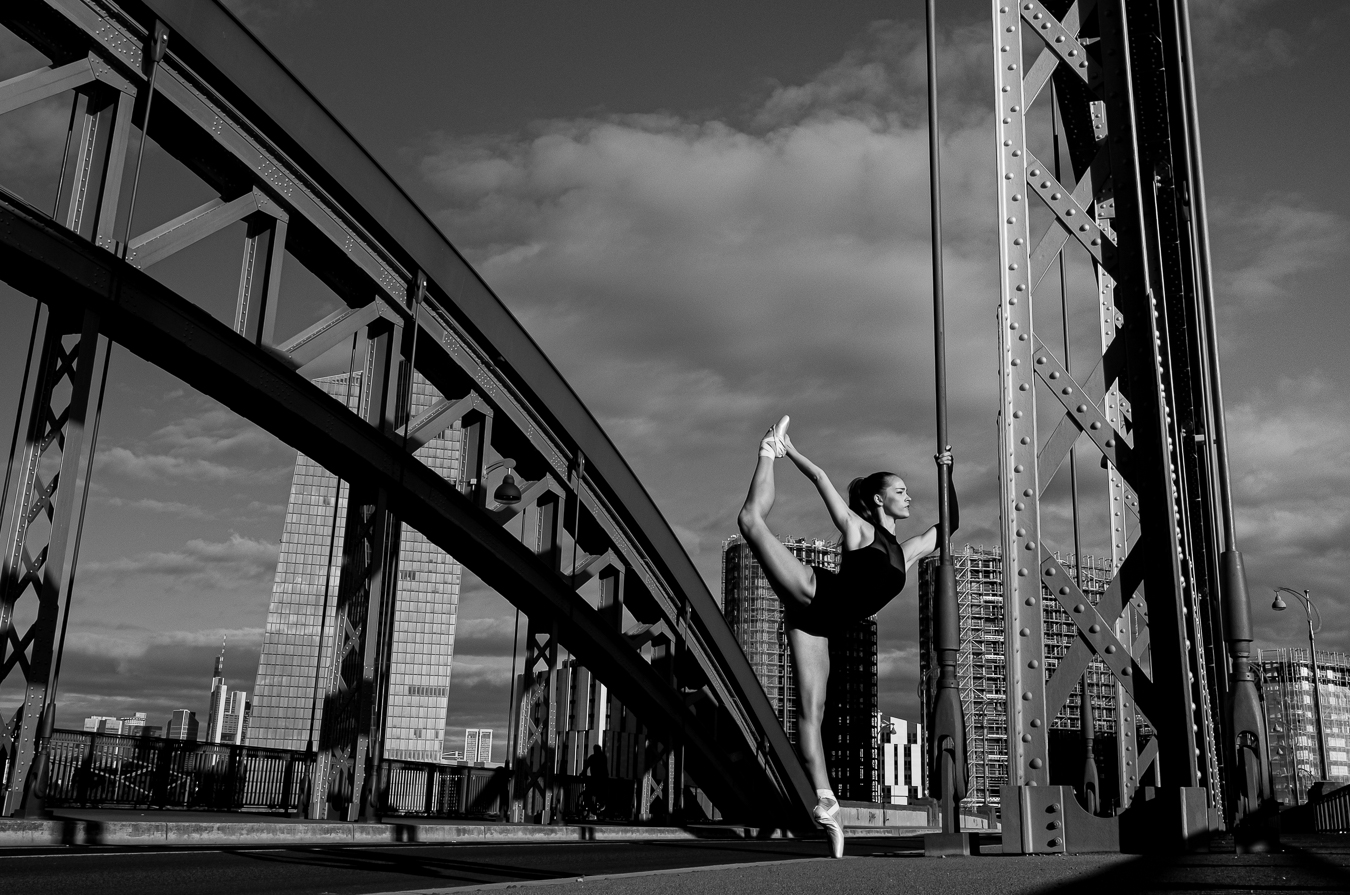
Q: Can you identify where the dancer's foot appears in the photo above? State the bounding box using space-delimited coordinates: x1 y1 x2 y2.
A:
758 415 791 459
813 790 844 859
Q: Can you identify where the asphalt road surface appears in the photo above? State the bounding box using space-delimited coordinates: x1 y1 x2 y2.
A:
3 834 1349 895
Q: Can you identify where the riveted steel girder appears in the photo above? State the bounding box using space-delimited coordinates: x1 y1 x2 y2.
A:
993 0 1258 852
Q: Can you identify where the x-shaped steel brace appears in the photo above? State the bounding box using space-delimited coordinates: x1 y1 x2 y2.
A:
1040 547 1155 725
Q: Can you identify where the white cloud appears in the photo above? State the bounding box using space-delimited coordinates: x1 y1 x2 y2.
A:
80 533 280 590
103 496 212 519
1189 0 1297 85
418 22 1002 596
1212 196 1348 307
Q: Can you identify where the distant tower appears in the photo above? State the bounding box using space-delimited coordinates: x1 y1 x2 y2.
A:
168 709 200 741
248 372 464 762
207 640 229 744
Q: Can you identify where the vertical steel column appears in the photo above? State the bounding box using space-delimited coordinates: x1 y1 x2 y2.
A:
0 310 101 816
993 0 1050 795
1097 0 1200 790
511 494 561 822
0 60 137 814
234 216 287 348
311 318 402 821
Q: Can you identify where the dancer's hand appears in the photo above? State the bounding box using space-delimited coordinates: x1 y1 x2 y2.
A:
934 445 953 468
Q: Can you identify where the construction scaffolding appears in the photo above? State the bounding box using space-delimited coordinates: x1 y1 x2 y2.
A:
1257 648 1350 806
920 546 1135 808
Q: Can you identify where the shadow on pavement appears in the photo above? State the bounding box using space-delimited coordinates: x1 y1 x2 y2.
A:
1023 835 1350 894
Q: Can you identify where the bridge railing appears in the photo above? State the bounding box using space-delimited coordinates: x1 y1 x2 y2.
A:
41 729 312 813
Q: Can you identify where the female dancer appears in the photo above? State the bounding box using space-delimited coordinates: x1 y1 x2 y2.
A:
736 415 955 858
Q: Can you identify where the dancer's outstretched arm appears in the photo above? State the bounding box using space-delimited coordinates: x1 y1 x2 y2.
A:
782 435 860 537
900 448 957 570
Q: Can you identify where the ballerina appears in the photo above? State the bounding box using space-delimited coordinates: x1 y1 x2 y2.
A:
736 415 956 858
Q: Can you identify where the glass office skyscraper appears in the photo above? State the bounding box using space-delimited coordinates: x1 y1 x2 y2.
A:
248 372 464 762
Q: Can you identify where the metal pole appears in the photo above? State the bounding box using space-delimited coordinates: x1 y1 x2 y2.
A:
922 0 966 856
1175 0 1271 841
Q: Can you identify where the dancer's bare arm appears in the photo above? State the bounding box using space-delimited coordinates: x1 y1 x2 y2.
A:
900 448 954 570
783 435 860 536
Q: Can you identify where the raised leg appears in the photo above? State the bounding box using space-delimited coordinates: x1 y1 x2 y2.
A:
737 455 816 608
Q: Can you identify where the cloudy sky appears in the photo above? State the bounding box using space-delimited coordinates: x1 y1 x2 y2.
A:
0 1 1346 763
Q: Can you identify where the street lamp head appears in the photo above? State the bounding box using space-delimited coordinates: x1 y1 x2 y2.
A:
493 471 522 504
1272 593 1288 611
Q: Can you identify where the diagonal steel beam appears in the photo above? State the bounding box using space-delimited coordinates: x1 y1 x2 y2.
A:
125 188 285 269
278 301 395 372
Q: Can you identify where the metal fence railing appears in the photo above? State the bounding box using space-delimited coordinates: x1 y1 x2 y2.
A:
41 729 313 813
378 760 510 819
20 731 660 823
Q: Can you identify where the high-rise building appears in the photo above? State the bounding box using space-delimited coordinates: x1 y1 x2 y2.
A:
207 650 232 744
461 728 494 764
167 709 199 741
721 534 880 801
248 373 463 763
1258 647 1350 805
879 715 925 805
917 546 1120 808
84 715 120 734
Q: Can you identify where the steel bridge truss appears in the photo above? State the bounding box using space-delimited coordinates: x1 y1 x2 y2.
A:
0 0 813 826
993 0 1269 852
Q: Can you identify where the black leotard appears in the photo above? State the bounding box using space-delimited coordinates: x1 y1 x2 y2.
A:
783 477 958 637
784 526 907 637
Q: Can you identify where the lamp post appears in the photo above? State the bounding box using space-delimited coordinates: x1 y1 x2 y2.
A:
1272 587 1329 787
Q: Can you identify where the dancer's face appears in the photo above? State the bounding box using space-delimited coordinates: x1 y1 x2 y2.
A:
875 476 911 520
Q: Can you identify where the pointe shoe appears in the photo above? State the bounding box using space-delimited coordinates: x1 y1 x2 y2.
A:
813 797 845 858
758 415 791 459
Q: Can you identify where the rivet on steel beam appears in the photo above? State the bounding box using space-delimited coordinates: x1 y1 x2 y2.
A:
1014 237 1024 245
1105 645 1116 654
1015 502 1025 510
1073 604 1084 613
1058 587 1069 595
1023 489 1032 496
1050 192 1062 201
1105 438 1115 447
1090 421 1101 430
1018 568 1029 577
1020 628 1030 636
1030 758 1043 768
1014 411 1023 419
1062 387 1073 395
1025 597 1035 606
1045 568 1055 576
1029 660 1039 669
1122 667 1132 677
1022 734 1032 742
1031 719 1041 728
1020 334 1028 340
1014 464 1024 473
1076 404 1087 413
1089 624 1100 633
